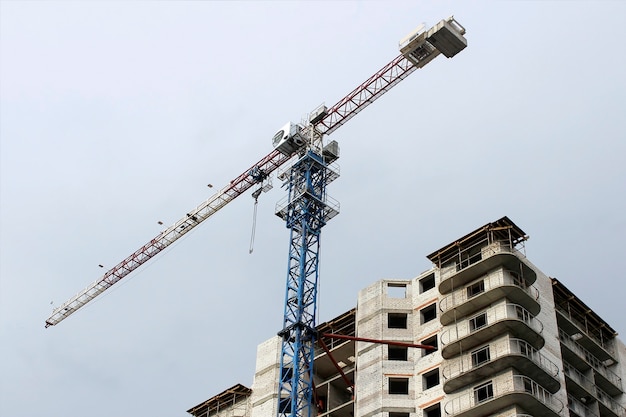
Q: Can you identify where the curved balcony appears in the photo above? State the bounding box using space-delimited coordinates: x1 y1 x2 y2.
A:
439 269 539 326
438 245 536 294
441 303 544 359
442 338 559 394
443 375 564 417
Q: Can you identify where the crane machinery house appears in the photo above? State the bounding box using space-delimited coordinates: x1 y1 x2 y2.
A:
273 122 305 156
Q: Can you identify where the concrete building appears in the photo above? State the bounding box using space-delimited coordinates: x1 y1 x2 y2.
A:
187 216 626 417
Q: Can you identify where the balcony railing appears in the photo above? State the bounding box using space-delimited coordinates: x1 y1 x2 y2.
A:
439 268 539 325
443 375 563 417
438 238 515 281
441 304 543 352
568 395 599 417
555 304 615 357
559 329 622 391
437 237 535 285
596 385 626 417
442 338 559 393
563 360 595 394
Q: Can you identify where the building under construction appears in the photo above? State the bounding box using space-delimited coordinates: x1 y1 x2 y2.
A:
187 217 626 417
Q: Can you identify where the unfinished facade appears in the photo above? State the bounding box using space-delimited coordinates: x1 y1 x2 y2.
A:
188 216 626 417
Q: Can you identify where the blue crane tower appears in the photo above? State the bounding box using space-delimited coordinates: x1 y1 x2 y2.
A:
269 18 467 417
45 16 467 417
273 125 340 417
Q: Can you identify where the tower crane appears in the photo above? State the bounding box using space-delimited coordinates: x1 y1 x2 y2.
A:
46 16 467 417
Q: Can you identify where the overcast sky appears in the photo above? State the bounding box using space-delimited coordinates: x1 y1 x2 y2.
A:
1 1 625 416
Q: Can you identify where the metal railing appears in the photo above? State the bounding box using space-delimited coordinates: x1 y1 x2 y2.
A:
439 269 538 313
438 238 525 282
559 329 622 390
443 375 563 416
596 385 626 416
568 395 599 417
555 304 615 356
563 360 595 393
442 338 558 381
441 303 543 346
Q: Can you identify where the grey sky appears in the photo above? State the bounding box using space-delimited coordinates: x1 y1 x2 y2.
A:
1 1 625 416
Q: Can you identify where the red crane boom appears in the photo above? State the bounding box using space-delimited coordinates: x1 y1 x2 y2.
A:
46 16 466 328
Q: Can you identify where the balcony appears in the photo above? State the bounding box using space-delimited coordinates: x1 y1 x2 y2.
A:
556 306 616 362
441 303 544 359
559 329 622 395
443 375 563 417
564 360 596 402
564 363 626 417
442 338 559 394
439 269 539 326
553 279 617 363
568 395 599 417
437 241 536 294
596 386 626 417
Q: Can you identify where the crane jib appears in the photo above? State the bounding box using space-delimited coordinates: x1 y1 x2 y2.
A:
46 15 467 341
46 14 467 417
45 149 290 327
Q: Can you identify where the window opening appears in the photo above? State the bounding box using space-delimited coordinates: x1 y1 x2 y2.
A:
509 270 524 287
420 303 437 324
388 345 408 361
421 335 438 357
419 274 436 293
279 397 291 413
514 305 531 322
388 313 408 329
423 368 440 389
469 312 487 332
389 378 409 395
471 346 490 367
473 381 493 403
423 403 441 417
522 377 534 394
515 339 531 357
387 283 407 298
466 280 485 298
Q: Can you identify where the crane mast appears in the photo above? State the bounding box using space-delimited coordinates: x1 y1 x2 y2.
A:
45 16 467 417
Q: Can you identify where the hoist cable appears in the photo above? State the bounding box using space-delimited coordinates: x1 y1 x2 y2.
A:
249 197 259 254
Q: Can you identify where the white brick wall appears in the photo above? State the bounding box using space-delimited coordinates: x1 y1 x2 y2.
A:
250 336 281 417
238 236 626 417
